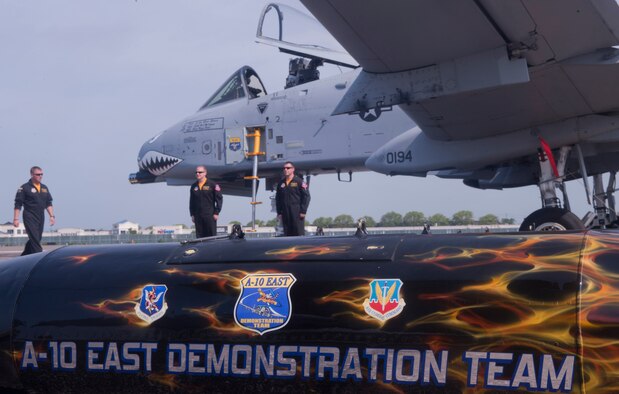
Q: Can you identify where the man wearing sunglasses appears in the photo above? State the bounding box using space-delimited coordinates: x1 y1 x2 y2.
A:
189 165 223 237
13 166 55 256
276 161 311 236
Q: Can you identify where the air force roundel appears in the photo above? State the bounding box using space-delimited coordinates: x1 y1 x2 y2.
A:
234 273 296 335
135 284 168 324
358 106 381 122
363 279 405 321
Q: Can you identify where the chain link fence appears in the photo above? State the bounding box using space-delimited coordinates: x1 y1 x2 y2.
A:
0 225 519 247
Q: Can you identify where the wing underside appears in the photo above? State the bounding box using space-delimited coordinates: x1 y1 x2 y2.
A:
300 0 619 72
301 0 619 141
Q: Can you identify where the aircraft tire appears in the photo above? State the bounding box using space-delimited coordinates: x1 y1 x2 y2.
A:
519 207 585 231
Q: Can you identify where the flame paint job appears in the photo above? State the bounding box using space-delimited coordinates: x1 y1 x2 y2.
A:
1 231 619 392
264 244 351 259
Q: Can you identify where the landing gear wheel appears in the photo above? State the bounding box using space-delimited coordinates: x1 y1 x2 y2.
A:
519 207 585 231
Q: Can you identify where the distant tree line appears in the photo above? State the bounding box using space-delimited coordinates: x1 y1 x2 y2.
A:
242 210 516 228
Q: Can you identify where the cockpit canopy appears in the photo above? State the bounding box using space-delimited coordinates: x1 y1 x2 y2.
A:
200 66 267 110
256 3 357 68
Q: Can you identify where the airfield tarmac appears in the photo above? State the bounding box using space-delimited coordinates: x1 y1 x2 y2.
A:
0 245 63 261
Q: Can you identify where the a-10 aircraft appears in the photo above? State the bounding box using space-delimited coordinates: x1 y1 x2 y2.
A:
130 0 619 231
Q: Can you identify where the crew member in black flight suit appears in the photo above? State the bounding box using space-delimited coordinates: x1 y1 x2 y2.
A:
190 166 223 238
14 166 55 256
276 161 310 236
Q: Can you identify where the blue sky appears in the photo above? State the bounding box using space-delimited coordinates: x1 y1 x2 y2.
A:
0 0 595 230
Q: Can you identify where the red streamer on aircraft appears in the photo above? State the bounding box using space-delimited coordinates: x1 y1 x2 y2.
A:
538 137 559 178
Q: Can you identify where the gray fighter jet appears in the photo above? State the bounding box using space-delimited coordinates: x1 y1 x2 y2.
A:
130 1 619 231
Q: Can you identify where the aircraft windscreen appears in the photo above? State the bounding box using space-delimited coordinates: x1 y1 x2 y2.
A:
244 68 266 99
201 72 245 109
200 67 266 110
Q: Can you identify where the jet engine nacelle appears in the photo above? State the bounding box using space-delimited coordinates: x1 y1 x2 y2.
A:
2 231 619 392
366 115 619 178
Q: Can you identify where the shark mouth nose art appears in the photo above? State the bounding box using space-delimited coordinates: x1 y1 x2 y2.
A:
139 151 182 176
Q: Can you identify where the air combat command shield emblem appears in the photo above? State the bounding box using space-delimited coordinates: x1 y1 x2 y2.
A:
135 284 168 324
234 273 296 335
363 279 405 321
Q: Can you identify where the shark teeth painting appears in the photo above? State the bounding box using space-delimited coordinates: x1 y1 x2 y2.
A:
139 151 182 176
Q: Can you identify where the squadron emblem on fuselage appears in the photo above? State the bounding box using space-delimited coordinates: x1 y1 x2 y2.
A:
135 284 168 324
363 279 405 321
234 273 296 335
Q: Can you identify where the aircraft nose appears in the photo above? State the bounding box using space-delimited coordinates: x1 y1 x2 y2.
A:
137 140 152 166
135 131 183 176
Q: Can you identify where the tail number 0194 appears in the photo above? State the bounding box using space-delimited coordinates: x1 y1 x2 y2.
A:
386 151 412 164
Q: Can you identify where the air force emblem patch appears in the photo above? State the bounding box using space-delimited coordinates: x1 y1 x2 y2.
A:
234 273 296 335
135 284 168 324
229 136 241 151
363 279 405 321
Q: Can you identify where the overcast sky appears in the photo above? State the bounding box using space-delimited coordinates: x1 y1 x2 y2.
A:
1 0 596 230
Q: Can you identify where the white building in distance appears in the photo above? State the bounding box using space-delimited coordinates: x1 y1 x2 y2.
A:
0 222 27 237
112 220 139 235
149 225 192 235
52 228 111 236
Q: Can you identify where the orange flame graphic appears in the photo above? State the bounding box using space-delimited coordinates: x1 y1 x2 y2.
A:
265 244 350 259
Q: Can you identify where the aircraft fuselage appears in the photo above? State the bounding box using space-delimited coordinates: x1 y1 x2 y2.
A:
133 67 412 192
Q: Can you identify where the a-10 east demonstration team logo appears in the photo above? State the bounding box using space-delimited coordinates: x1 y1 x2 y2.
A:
235 273 296 335
135 284 168 324
363 279 405 321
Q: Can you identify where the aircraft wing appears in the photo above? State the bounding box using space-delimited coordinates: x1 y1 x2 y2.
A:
300 0 619 72
300 0 619 141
